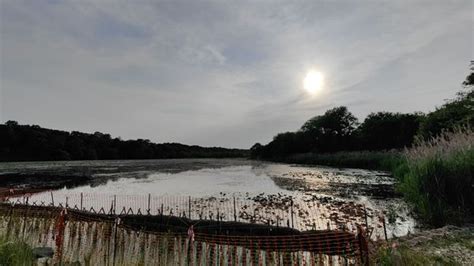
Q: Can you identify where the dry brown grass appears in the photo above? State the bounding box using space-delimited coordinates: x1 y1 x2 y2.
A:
405 126 473 162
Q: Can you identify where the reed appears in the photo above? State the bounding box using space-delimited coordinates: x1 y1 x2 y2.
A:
405 126 473 162
395 127 473 226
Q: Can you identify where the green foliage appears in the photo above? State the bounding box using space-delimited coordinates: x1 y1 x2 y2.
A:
252 106 360 159
462 60 474 86
300 106 358 137
418 88 474 139
252 107 422 161
418 62 473 138
0 236 34 266
252 107 426 159
249 143 264 159
300 106 358 152
0 122 249 161
356 112 423 150
395 129 474 226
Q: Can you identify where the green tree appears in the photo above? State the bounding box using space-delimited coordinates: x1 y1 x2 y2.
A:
357 112 423 150
300 106 358 152
418 63 474 138
301 106 358 136
250 143 263 158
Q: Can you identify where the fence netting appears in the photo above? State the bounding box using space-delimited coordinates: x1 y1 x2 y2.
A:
0 199 371 265
2 191 387 235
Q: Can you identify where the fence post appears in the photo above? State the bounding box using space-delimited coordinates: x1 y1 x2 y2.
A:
188 196 191 219
109 198 114 215
112 217 119 266
161 204 164 221
80 193 83 210
147 194 151 215
383 216 388 241
113 195 117 215
364 205 369 237
233 196 237 222
290 198 294 229
357 227 369 265
50 191 55 206
21 204 28 239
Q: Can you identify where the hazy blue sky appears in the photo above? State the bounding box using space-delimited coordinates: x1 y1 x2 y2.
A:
1 1 472 148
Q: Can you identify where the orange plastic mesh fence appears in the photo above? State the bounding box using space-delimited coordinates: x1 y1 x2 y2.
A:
0 202 369 265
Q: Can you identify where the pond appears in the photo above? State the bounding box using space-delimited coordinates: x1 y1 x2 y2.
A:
0 158 415 239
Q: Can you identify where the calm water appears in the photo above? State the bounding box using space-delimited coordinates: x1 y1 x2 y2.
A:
0 158 415 238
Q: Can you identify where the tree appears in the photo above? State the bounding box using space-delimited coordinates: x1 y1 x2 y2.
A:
462 61 474 86
300 106 358 152
5 120 18 127
357 112 422 150
419 67 474 139
250 143 263 158
301 106 358 136
0 122 248 161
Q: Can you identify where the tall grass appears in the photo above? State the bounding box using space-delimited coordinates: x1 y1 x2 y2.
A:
281 150 403 170
395 128 474 226
0 235 34 265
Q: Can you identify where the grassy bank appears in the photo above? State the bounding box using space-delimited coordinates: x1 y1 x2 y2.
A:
0 235 34 265
395 129 473 226
277 150 403 171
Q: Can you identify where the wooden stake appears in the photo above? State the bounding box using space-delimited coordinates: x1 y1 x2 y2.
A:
147 193 151 215
233 196 237 222
50 191 54 206
188 196 191 219
290 198 294 229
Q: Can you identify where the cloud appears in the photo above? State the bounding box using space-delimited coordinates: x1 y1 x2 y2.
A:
1 0 472 148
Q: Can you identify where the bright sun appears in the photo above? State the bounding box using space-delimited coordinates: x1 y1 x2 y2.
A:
303 70 324 95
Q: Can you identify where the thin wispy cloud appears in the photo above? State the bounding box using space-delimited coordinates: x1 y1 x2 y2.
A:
1 0 472 148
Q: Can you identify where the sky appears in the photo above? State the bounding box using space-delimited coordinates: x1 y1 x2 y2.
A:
1 0 472 148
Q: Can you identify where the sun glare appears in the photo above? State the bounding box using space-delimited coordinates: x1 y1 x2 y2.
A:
303 70 324 95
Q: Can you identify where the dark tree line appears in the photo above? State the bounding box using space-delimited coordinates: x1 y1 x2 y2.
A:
0 123 248 162
252 66 474 159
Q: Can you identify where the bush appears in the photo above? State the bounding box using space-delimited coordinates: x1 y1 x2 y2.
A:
395 128 474 226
